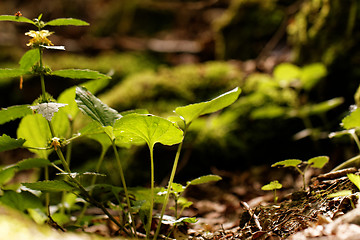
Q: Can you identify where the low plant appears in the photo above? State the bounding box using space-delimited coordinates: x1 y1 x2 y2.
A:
271 156 329 190
261 180 282 203
0 13 241 239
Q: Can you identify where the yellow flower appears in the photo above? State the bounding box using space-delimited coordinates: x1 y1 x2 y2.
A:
25 30 54 47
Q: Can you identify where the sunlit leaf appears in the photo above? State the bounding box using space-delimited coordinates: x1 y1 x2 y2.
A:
300 63 327 90
52 69 110 79
75 86 121 127
45 18 89 26
187 174 222 186
347 173 360 191
57 78 111 119
0 134 25 152
23 180 76 192
297 98 343 116
272 159 302 168
307 156 329 169
0 15 35 24
29 103 67 121
0 168 17 186
17 114 52 158
0 105 32 125
19 49 40 70
0 69 29 78
175 87 241 125
273 63 301 85
113 114 183 148
261 180 282 191
342 108 360 129
327 190 353 198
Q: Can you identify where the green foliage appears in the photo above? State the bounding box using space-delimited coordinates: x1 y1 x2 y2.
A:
45 18 89 26
23 180 76 192
347 173 360 192
52 69 110 79
0 134 26 152
0 105 32 125
272 156 329 190
261 180 282 203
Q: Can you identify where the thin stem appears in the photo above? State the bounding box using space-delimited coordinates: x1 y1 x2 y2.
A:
147 146 155 239
350 130 360 152
112 141 136 238
153 126 187 240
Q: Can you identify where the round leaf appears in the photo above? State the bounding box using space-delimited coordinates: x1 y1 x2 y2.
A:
307 156 329 169
342 108 360 130
113 114 183 148
261 180 282 191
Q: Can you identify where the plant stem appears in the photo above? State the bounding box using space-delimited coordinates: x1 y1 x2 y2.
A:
148 146 155 239
153 126 187 240
112 141 136 238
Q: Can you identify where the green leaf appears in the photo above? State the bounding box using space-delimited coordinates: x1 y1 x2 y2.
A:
0 68 29 78
162 216 198 225
342 108 360 129
17 114 52 158
327 190 353 198
0 105 33 125
0 134 25 152
187 174 222 185
273 63 301 85
30 103 67 121
272 159 302 168
45 18 89 26
300 63 327 90
307 156 329 169
261 180 282 191
0 168 17 186
171 183 185 193
52 69 110 79
296 98 343 116
347 173 360 191
0 15 35 24
75 86 121 127
175 87 241 125
23 180 76 192
113 114 184 148
19 49 40 71
57 77 111 119
0 190 43 212
15 158 52 171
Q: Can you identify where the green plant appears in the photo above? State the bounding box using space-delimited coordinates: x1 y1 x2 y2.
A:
0 13 241 239
272 156 329 190
261 180 282 203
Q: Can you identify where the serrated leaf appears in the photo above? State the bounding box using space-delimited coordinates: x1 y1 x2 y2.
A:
57 77 111 119
307 156 329 169
347 173 360 191
187 174 222 185
342 108 360 129
75 86 121 127
261 180 282 191
17 114 52 158
52 69 110 79
0 134 25 152
29 103 67 121
15 158 52 171
23 180 76 192
45 18 89 26
19 49 40 70
0 15 35 24
272 159 302 168
0 105 32 125
175 87 241 124
0 68 29 78
113 114 183 148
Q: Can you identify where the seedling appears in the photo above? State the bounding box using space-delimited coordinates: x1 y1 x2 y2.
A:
272 156 329 190
261 180 282 203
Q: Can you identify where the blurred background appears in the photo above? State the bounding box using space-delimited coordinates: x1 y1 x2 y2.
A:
0 0 359 187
